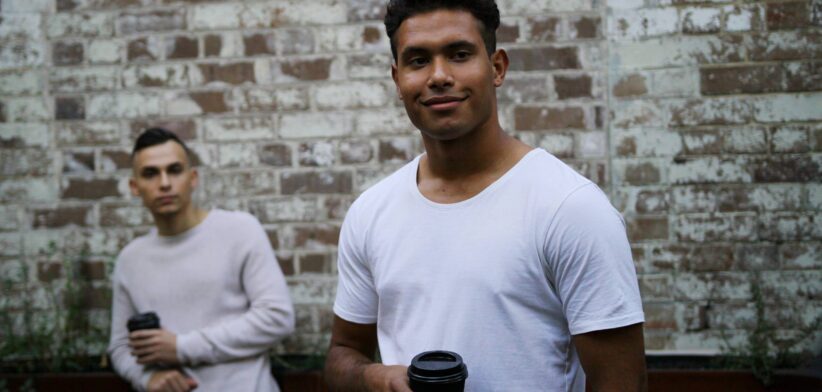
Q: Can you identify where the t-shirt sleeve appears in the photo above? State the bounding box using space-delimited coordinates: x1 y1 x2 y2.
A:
333 202 379 324
543 183 645 335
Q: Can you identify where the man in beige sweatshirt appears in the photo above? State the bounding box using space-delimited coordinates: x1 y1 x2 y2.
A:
108 128 295 392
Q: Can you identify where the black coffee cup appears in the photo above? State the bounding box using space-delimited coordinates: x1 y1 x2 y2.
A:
127 312 160 332
407 350 468 392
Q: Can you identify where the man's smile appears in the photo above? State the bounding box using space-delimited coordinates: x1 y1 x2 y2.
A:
422 95 467 110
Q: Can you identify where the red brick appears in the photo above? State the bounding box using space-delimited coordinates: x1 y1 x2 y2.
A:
100 149 131 171
279 254 295 276
340 140 373 164
127 38 157 62
751 156 820 183
682 244 735 271
613 74 647 97
0 102 5 123
62 178 120 199
280 58 332 81
735 244 779 271
766 1 809 30
32 206 92 228
260 144 292 167
190 91 229 113
130 119 196 141
514 107 585 130
38 262 62 282
758 213 817 241
57 0 79 11
497 20 520 43
294 225 340 248
53 41 83 66
119 10 186 35
100 204 152 227
780 242 821 269
623 162 661 185
626 215 669 241
527 17 560 42
79 261 107 280
55 97 85 120
785 61 822 92
700 65 784 95
749 31 822 61
204 35 221 57
362 26 382 44
199 62 255 85
554 75 591 100
669 99 752 126
79 286 110 309
300 253 330 274
379 139 415 163
244 33 276 56
642 303 677 330
636 189 669 213
674 214 758 242
281 171 352 194
616 136 636 157
166 36 198 59
507 47 580 71
571 16 600 39
498 77 550 104
639 275 675 302
63 151 95 174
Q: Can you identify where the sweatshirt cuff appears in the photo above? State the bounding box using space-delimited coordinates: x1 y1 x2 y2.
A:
177 331 215 365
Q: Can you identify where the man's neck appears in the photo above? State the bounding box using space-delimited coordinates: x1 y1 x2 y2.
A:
153 206 208 236
417 120 532 203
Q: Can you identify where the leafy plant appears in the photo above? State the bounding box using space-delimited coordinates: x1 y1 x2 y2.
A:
0 245 112 374
718 273 821 386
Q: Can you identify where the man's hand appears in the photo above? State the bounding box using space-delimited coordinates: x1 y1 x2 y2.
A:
364 364 412 392
147 369 198 392
129 329 181 366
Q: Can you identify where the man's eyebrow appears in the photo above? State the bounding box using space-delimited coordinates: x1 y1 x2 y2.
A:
399 40 478 60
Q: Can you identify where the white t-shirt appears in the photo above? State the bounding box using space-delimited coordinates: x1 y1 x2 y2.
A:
334 149 644 392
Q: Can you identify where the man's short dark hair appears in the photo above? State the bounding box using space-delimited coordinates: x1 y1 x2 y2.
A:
384 0 500 61
132 127 191 161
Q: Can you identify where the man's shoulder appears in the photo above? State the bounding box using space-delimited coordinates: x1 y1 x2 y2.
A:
513 149 593 193
348 157 418 213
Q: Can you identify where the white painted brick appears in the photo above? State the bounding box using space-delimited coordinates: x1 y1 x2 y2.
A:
610 8 679 39
577 131 607 158
608 0 645 10
88 40 121 64
354 108 415 136
611 35 740 69
299 141 336 167
649 68 699 97
0 178 58 203
47 12 115 38
317 25 366 53
253 58 272 86
614 128 683 157
87 93 162 119
315 82 390 110
49 66 119 93
55 122 121 146
0 69 41 95
723 5 758 32
1 0 51 12
809 184 822 210
753 93 822 123
217 143 259 168
122 64 198 88
750 186 802 211
0 233 22 257
204 117 276 141
681 7 721 33
0 206 20 231
498 0 594 14
6 97 50 122
534 133 574 157
347 53 393 80
669 157 752 184
163 93 202 116
771 126 809 153
190 3 244 30
249 197 321 223
610 101 667 129
0 41 45 67
273 1 348 25
280 112 352 138
722 128 767 154
0 123 49 147
0 14 43 40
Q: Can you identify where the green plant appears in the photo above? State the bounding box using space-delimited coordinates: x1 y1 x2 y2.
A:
718 273 821 386
0 244 112 374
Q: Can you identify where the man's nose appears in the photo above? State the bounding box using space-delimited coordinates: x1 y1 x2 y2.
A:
427 57 454 89
159 172 171 188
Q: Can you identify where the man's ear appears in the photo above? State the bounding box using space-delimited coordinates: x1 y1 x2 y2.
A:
391 62 402 100
190 167 199 189
128 177 139 197
491 49 509 87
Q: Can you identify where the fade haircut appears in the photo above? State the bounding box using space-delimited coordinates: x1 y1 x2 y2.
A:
384 0 500 61
131 127 191 163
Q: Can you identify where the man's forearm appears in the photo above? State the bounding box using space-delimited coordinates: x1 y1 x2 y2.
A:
325 345 375 391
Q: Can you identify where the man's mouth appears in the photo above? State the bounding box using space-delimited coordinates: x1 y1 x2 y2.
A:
422 95 466 110
156 196 177 205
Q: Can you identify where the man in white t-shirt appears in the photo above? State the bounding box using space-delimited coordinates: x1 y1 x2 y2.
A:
324 1 647 391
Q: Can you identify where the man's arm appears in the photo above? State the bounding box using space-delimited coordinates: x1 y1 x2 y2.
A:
325 316 411 392
108 269 157 391
573 323 647 392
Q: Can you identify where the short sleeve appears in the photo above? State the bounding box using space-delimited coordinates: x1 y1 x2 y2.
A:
333 202 379 324
543 183 645 335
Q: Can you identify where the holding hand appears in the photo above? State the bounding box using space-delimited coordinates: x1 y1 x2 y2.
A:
364 364 413 392
129 328 180 366
148 369 198 392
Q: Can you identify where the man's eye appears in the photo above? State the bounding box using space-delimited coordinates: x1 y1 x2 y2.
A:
409 57 428 67
141 170 157 178
453 51 470 60
168 165 183 174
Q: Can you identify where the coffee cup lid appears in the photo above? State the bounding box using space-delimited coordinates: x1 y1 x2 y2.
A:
408 350 468 384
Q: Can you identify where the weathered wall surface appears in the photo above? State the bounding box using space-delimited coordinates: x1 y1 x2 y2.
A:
0 0 818 356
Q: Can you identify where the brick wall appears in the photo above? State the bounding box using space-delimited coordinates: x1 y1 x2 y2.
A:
0 0 819 356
